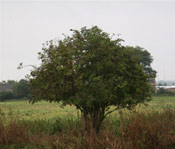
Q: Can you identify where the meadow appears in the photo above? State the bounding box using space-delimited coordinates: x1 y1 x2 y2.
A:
0 96 175 149
0 99 77 120
0 96 174 121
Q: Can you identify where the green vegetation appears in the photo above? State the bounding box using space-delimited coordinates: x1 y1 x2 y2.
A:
26 26 155 133
0 26 163 148
155 88 175 96
0 96 175 148
0 79 30 101
0 100 77 120
0 96 174 121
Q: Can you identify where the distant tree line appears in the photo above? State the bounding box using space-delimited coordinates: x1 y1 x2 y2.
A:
0 79 30 101
155 88 175 96
157 81 175 86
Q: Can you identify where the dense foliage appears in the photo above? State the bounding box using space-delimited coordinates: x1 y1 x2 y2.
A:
0 91 14 100
29 26 156 132
0 79 30 101
13 79 31 99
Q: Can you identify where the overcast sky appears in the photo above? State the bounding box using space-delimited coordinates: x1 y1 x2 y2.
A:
0 0 175 81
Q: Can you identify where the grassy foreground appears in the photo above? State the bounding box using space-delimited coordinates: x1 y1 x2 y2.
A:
0 96 175 149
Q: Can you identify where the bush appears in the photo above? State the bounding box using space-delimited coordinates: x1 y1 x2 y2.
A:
0 91 14 101
29 26 155 134
0 79 31 101
119 109 175 149
13 79 31 99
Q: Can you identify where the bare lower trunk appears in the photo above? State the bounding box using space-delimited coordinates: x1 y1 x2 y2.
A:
82 110 105 134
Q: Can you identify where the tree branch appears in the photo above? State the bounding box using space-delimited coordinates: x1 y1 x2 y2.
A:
104 107 120 117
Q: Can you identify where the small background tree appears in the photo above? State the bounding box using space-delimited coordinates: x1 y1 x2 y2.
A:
28 26 156 133
13 79 30 99
0 79 31 101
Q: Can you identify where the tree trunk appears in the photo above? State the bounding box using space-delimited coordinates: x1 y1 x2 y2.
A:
82 110 105 134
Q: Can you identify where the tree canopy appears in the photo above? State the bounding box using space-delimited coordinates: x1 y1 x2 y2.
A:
0 79 30 101
28 26 156 133
13 79 30 99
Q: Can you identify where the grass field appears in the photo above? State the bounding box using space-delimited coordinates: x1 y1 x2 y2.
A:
0 100 78 121
0 96 175 148
0 96 175 121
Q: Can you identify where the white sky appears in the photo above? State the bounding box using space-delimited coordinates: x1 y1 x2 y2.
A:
0 0 175 81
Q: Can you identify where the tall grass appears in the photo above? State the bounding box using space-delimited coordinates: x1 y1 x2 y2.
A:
119 108 175 149
0 107 175 148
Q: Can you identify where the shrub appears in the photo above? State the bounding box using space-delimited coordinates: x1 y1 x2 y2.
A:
28 26 155 133
119 109 175 149
0 91 14 101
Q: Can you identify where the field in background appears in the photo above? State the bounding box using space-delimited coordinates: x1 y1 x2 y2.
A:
0 100 77 121
0 96 175 121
